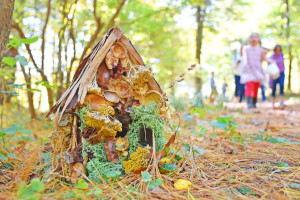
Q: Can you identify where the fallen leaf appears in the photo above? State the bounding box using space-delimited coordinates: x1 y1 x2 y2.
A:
174 179 192 191
104 136 119 163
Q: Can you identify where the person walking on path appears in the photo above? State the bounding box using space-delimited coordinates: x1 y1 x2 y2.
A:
240 33 272 108
209 72 217 103
232 45 245 102
270 44 286 108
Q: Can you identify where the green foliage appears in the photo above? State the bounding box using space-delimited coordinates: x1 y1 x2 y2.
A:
141 171 152 182
191 125 208 137
239 185 252 195
190 107 205 119
75 179 89 189
7 36 39 48
83 141 124 183
210 115 237 132
0 124 33 146
277 162 289 168
149 178 163 190
160 163 177 172
183 144 205 156
76 105 91 132
17 178 44 200
254 135 300 145
127 103 167 154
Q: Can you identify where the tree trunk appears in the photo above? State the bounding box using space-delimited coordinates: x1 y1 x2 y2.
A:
0 0 15 64
195 5 205 94
20 65 37 119
285 0 293 91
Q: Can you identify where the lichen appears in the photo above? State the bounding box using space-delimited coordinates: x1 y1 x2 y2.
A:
85 108 122 137
127 102 167 154
76 104 92 132
83 141 124 182
123 147 149 173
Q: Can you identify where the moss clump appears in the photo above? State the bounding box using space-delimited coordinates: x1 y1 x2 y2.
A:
127 102 167 154
82 141 124 182
86 158 124 183
76 104 91 132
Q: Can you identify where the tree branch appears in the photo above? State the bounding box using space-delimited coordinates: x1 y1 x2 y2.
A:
79 0 103 62
41 0 52 71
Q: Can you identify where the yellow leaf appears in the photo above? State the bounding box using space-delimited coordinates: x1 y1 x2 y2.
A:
160 157 171 164
174 179 192 191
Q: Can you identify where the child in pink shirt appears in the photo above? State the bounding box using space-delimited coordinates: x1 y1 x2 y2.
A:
240 33 272 108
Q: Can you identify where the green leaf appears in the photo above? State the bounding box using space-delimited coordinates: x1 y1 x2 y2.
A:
20 36 39 44
1 124 20 135
192 145 205 155
160 163 176 171
190 107 205 118
7 38 22 47
17 181 35 199
87 189 102 197
217 115 232 123
265 136 278 144
156 178 163 186
0 155 8 160
41 153 52 159
30 178 45 192
75 179 89 189
209 121 227 129
141 171 152 182
19 127 32 136
16 55 28 66
103 170 121 181
277 162 289 167
290 183 300 189
7 153 17 158
148 178 163 190
2 57 17 67
239 185 251 195
254 135 263 141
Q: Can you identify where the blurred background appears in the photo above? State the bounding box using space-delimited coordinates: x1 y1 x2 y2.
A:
1 0 300 121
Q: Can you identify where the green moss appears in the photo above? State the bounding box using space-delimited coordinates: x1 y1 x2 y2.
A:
82 141 107 162
127 103 167 154
76 104 91 132
86 158 124 183
83 140 124 183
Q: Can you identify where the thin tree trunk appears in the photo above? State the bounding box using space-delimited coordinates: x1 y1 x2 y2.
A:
0 0 15 64
285 0 293 91
12 21 54 108
20 65 37 119
195 5 205 94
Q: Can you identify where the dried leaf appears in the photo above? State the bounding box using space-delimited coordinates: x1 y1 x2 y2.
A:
104 136 119 163
71 163 87 184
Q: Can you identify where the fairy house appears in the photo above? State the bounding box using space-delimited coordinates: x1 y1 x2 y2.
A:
47 27 174 183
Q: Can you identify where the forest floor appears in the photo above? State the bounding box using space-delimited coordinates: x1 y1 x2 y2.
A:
0 99 300 199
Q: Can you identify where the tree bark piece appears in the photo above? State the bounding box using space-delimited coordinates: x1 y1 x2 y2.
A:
0 0 15 64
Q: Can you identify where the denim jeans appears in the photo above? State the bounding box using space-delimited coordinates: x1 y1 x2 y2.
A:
271 72 285 97
234 75 245 102
261 85 266 101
